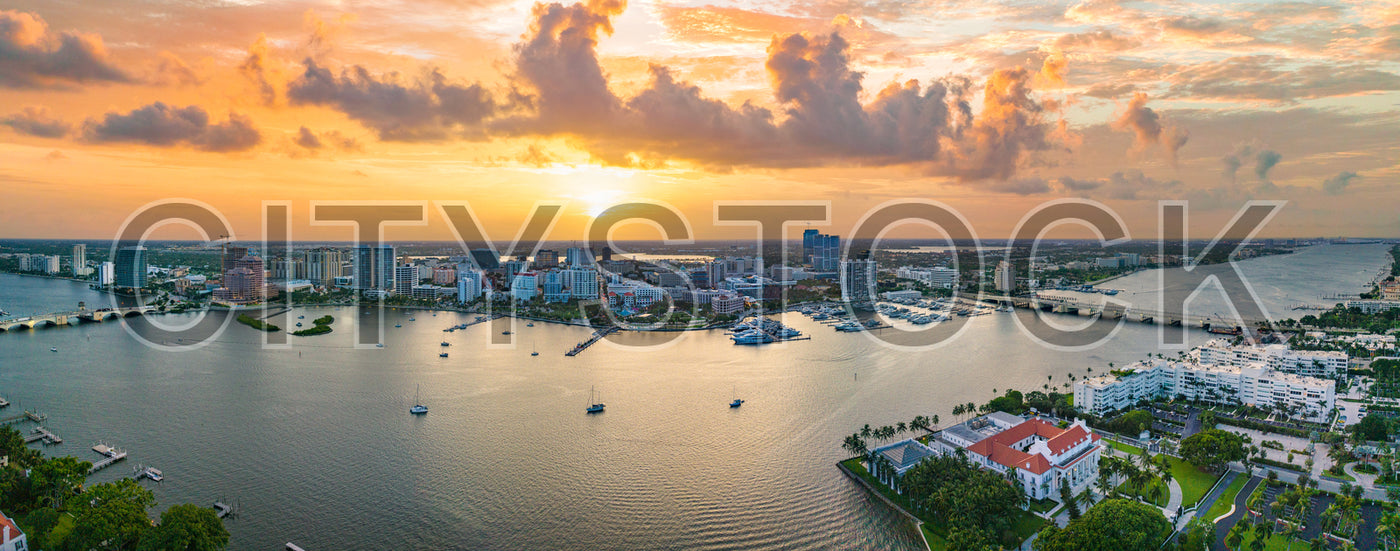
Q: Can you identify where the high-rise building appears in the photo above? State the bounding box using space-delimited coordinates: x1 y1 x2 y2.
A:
222 246 249 275
542 271 569 302
457 269 484 302
469 249 501 271
72 244 86 276
511 272 538 301
114 246 147 289
840 259 876 303
98 261 114 286
810 233 841 271
354 245 395 290
41 255 60 274
994 260 1014 292
565 247 591 267
802 228 820 265
563 268 599 299
533 249 559 269
305 248 345 287
501 260 528 280
394 265 418 296
432 267 456 286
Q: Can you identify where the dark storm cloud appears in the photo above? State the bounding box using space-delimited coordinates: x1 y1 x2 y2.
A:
82 102 261 152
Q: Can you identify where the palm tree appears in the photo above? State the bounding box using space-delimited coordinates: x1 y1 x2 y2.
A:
895 422 907 436
860 424 872 439
1227 522 1246 551
1308 538 1325 551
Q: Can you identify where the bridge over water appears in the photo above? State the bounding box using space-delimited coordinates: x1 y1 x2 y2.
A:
0 306 157 332
969 292 1272 330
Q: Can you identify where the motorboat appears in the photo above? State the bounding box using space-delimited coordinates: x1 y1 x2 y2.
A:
439 352 449 358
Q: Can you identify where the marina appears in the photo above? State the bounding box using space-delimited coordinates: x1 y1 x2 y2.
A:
24 426 62 445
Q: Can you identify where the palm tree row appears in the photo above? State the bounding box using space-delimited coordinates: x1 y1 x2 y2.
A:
839 414 941 459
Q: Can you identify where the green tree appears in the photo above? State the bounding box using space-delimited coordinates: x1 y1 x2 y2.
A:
0 427 42 468
62 479 156 551
1352 414 1389 442
30 456 91 509
19 507 60 550
1179 429 1247 472
1034 499 1171 551
137 504 230 551
1176 518 1215 551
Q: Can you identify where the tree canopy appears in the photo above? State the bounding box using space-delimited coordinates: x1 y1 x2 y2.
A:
137 504 231 551
1033 499 1171 551
899 453 1026 548
1179 429 1247 472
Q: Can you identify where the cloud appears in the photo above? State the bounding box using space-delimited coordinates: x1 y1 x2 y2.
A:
1253 149 1282 180
0 10 129 89
1164 56 1400 103
1053 29 1139 52
1111 91 1188 165
153 51 202 87
990 177 1051 195
1322 171 1359 195
240 34 279 106
82 102 262 152
1053 170 1181 199
515 143 558 167
1 106 71 137
292 125 360 152
500 2 1056 179
288 59 496 141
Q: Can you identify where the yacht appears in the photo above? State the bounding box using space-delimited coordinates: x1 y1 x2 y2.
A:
585 386 605 414
410 385 428 415
409 317 416 322
395 324 402 328
297 315 305 319
296 322 303 327
730 330 773 345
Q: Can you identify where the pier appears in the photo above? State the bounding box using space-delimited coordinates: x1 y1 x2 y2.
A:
566 326 620 356
24 426 62 445
443 313 502 332
0 410 47 425
89 444 128 473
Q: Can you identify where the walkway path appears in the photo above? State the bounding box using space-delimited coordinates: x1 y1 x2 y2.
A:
1163 478 1183 520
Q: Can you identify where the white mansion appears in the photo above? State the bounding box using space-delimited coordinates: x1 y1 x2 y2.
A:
870 412 1103 502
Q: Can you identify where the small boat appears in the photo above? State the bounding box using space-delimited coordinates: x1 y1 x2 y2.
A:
410 384 429 414
502 330 511 335
440 342 450 347
527 322 534 327
50 347 57 352
730 398 744 408
297 315 305 319
375 343 385 348
296 322 303 327
395 324 402 328
585 386 605 414
439 352 449 358
409 317 416 321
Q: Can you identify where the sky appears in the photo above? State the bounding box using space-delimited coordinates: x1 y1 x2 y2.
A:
1 0 1398 242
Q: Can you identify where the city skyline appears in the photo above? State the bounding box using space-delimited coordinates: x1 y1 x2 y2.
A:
1 1 1398 240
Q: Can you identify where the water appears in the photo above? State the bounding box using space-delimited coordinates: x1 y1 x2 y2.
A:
0 244 1387 550
0 273 138 320
1042 243 1394 321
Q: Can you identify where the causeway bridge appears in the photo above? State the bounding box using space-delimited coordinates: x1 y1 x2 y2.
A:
968 293 1272 330
0 306 157 332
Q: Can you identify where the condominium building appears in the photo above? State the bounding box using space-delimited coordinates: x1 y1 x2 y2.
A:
711 293 745 315
511 272 538 301
994 260 1014 292
457 269 484 302
895 266 958 288
305 248 345 287
563 268 599 299
1075 356 1336 422
113 246 147 289
72 244 86 276
393 265 417 296
1196 338 1347 378
353 245 395 291
840 259 876 303
98 261 114 286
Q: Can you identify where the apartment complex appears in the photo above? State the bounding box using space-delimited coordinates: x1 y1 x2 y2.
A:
1196 338 1347 378
1075 353 1337 422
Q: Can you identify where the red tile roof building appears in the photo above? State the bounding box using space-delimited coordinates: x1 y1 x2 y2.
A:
959 416 1103 501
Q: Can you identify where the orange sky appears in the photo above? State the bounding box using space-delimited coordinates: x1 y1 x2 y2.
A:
2 0 1398 241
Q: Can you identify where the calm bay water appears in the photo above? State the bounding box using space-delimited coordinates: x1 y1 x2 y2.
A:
0 243 1387 550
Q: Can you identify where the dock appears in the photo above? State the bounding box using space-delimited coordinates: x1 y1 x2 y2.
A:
213 501 237 519
565 326 620 356
89 444 128 473
442 313 502 332
0 410 47 426
24 426 62 445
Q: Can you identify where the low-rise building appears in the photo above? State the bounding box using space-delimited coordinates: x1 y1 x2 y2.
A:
0 509 27 551
1075 356 1336 422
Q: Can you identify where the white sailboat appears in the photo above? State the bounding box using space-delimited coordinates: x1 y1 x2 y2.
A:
410 384 428 415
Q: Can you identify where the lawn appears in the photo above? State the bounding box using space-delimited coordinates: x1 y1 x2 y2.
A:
839 457 1045 549
1028 497 1058 515
1106 439 1144 455
1237 531 1303 551
1163 455 1220 507
1203 475 1248 522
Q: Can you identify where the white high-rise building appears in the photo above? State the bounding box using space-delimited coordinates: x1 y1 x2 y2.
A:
457 269 483 302
72 244 86 276
563 268 599 299
511 272 538 301
98 261 115 286
993 260 1014 292
393 265 417 296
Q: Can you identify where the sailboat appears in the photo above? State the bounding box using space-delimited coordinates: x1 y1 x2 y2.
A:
410 384 428 415
531 339 539 356
585 386 605 413
729 386 744 408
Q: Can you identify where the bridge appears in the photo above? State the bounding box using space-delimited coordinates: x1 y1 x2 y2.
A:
968 292 1272 330
0 306 156 332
